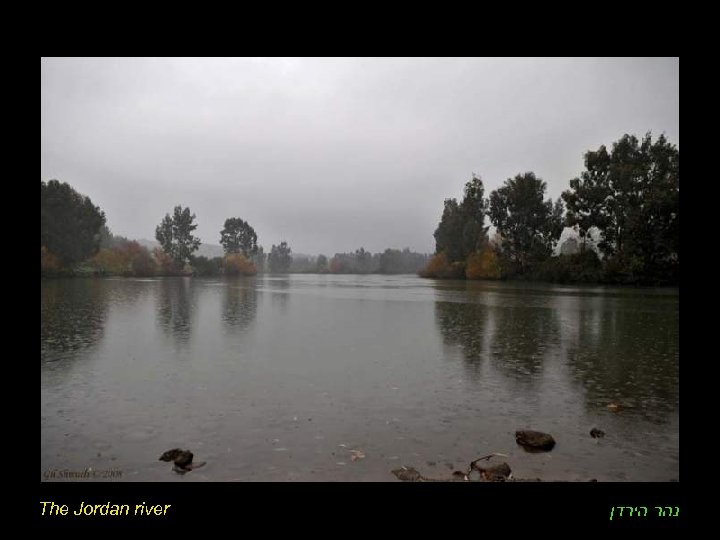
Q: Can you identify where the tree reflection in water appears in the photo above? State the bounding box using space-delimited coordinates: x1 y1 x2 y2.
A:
222 278 258 333
564 294 679 422
41 279 110 361
156 277 196 346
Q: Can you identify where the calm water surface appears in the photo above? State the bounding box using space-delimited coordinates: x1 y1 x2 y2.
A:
41 275 679 481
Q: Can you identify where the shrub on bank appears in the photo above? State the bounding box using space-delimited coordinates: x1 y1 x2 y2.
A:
418 253 465 279
223 253 257 276
192 256 224 276
152 248 187 276
41 246 64 275
90 241 157 276
465 248 502 280
533 250 603 283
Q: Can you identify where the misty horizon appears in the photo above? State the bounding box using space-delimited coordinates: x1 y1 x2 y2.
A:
41 57 679 255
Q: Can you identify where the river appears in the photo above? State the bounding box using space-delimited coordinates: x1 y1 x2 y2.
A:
41 275 679 481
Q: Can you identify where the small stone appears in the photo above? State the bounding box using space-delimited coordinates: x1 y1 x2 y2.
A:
515 430 556 451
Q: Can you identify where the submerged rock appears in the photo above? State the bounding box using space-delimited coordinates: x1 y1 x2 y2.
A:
159 448 206 473
590 428 605 438
515 430 556 451
392 467 425 482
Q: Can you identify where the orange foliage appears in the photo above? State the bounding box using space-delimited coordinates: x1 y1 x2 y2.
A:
41 246 63 274
90 248 128 274
465 248 501 280
153 248 182 275
119 241 156 276
90 242 156 276
224 253 257 276
418 253 465 279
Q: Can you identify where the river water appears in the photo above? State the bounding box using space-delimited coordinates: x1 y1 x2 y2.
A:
41 275 679 481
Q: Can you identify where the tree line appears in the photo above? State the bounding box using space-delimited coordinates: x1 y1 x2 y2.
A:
40 182 428 277
420 132 679 285
41 132 677 284
41 180 293 277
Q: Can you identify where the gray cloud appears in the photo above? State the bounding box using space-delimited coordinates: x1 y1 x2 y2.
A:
41 57 679 255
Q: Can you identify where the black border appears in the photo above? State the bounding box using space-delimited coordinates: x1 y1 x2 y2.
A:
38 52 687 533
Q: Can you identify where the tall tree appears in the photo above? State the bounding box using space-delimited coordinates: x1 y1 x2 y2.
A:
268 241 293 273
562 133 679 282
561 145 612 251
155 205 201 267
433 175 489 262
220 217 258 257
488 172 564 273
41 179 106 266
459 174 490 256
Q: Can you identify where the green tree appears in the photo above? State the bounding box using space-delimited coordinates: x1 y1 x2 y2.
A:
433 175 489 263
268 241 293 272
41 179 106 266
192 255 224 276
561 146 612 252
220 217 258 257
562 133 679 283
155 205 201 268
459 174 490 256
488 172 564 273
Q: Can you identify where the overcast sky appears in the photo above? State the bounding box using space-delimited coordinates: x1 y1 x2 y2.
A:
41 57 679 255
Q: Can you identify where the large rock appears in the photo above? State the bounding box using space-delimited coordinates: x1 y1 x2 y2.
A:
472 462 512 481
515 430 556 451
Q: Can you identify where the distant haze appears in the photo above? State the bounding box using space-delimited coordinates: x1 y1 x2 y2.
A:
41 57 679 255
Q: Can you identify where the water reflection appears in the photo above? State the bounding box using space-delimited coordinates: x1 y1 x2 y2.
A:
486 303 560 386
268 276 290 310
433 282 561 388
434 300 489 377
222 279 258 333
564 296 679 421
41 279 109 361
156 278 195 345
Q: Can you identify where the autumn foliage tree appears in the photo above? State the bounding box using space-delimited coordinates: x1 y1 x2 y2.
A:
90 240 157 276
223 253 257 276
465 249 501 280
418 253 465 279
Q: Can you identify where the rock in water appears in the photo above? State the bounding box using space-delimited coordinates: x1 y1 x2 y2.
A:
159 448 206 473
471 461 512 481
159 448 185 462
392 467 425 482
590 428 605 438
515 430 556 451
